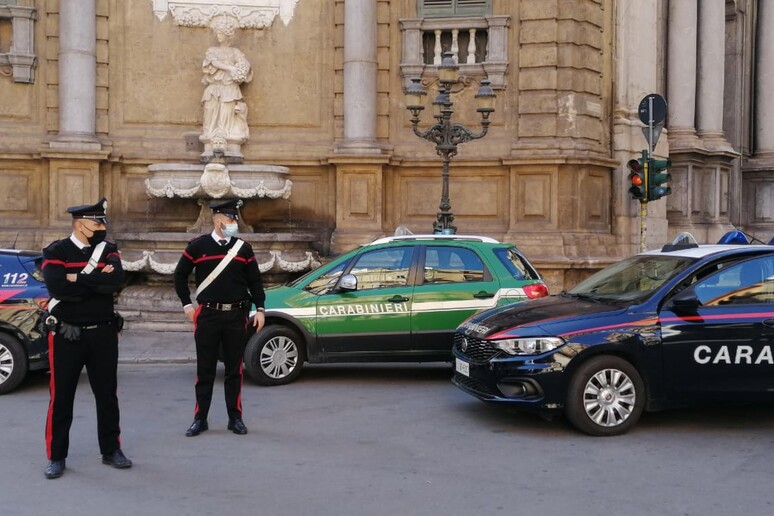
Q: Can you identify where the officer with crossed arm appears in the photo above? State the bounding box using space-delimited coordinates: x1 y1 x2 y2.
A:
41 198 131 479
173 199 265 437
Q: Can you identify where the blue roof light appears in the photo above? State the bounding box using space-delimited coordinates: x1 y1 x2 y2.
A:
717 230 749 245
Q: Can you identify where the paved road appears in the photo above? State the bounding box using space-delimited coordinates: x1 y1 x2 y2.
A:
4 361 774 516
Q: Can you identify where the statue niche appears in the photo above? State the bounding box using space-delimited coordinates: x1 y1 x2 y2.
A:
199 15 253 162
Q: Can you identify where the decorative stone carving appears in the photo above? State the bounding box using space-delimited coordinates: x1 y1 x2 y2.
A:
122 250 320 275
151 0 300 28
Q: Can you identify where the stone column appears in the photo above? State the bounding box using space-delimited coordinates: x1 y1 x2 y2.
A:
667 0 698 144
337 0 380 154
696 0 731 150
755 0 774 155
50 0 100 150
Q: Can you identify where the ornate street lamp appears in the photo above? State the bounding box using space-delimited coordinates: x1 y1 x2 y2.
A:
405 51 496 234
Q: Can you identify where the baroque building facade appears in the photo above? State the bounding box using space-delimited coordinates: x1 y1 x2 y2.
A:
0 0 771 295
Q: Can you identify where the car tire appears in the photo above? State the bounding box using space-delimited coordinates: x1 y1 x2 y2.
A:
565 355 645 436
0 333 29 395
243 325 304 386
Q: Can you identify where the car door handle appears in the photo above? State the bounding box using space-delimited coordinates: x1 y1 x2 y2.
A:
473 291 495 299
764 318 774 327
388 295 409 303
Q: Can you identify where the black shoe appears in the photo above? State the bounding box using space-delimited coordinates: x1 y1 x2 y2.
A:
102 449 132 469
186 419 208 437
227 417 248 435
44 459 66 479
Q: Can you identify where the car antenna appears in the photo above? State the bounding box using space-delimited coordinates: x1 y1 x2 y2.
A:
10 232 18 249
738 229 766 244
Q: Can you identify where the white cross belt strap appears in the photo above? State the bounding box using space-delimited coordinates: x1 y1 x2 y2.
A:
48 241 107 313
195 238 245 299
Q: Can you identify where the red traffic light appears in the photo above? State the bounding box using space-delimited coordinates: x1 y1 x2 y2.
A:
626 158 642 172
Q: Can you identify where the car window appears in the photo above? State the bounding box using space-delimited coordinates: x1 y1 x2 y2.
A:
348 247 413 290
304 261 348 295
687 256 774 306
493 247 538 280
423 246 485 284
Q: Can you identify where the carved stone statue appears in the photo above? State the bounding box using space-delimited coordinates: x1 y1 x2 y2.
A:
199 15 253 162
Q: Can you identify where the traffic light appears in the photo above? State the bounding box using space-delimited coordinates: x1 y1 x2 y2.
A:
648 158 672 201
627 153 647 201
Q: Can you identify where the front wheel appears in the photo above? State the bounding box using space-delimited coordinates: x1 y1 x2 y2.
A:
0 333 28 395
243 325 304 386
565 355 645 436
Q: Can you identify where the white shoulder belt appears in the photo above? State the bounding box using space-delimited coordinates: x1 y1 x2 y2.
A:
195 239 245 299
48 241 107 312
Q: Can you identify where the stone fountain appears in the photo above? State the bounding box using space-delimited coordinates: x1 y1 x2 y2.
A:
115 10 320 329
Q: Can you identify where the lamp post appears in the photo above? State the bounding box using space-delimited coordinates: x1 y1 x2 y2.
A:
404 52 496 234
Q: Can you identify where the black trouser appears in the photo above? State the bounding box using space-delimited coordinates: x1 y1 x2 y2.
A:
193 307 248 421
45 324 121 461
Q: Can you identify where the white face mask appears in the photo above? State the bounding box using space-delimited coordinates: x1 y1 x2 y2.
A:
223 222 239 237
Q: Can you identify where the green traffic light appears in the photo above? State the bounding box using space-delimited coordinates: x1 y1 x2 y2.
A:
648 157 672 201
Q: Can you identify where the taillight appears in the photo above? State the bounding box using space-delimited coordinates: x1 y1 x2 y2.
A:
523 283 549 299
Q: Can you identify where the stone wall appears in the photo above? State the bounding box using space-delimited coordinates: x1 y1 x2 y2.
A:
0 0 688 295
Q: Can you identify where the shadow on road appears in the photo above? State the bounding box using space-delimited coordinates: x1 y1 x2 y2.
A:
271 362 454 384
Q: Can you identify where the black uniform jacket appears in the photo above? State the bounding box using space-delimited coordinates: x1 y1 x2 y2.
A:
173 235 266 309
42 238 125 324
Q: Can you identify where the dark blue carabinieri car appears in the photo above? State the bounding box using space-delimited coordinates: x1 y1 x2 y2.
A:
453 242 774 435
0 249 50 394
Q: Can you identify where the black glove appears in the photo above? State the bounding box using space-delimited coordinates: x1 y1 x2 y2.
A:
59 322 81 341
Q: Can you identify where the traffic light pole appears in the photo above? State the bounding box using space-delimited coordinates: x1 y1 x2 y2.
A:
640 200 648 253
640 156 649 253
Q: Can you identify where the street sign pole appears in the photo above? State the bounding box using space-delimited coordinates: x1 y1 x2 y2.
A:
636 93 667 253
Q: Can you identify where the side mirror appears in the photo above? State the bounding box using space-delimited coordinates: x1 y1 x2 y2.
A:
668 289 701 312
338 274 358 291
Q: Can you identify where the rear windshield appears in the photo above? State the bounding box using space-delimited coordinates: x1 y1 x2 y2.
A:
493 247 539 280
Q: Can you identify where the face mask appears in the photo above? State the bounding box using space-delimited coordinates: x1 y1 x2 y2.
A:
223 223 239 238
86 229 107 246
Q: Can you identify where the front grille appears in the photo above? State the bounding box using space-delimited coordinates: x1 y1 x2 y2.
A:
454 372 501 397
454 333 499 364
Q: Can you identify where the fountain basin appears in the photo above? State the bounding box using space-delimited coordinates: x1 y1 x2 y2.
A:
145 163 292 199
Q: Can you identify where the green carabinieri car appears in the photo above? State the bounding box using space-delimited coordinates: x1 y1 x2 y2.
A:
243 234 548 385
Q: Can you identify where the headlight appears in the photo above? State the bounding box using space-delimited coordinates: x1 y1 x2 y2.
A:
493 337 564 355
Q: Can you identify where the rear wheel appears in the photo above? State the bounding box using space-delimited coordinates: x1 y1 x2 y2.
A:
243 325 304 386
0 333 28 395
565 355 645 436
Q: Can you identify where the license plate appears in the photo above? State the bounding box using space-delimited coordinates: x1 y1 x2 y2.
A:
455 358 469 377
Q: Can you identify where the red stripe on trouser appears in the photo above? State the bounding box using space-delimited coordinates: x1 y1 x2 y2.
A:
193 305 204 419
235 313 247 413
45 331 55 460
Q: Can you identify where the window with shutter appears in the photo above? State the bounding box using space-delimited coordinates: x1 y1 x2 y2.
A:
419 0 491 18
401 2 507 90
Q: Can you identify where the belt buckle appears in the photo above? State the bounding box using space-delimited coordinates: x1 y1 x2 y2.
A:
222 303 232 311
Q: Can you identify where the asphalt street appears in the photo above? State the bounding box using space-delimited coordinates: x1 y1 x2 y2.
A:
3 339 774 516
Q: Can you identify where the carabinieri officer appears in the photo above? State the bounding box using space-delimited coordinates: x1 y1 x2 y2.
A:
173 199 265 437
41 198 131 479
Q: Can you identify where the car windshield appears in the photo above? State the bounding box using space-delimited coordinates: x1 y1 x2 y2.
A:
568 254 694 303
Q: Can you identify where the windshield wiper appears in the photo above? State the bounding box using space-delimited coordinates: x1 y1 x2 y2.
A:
564 292 597 301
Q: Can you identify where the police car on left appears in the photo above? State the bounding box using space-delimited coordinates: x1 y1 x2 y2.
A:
0 249 50 394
